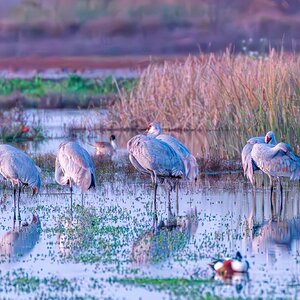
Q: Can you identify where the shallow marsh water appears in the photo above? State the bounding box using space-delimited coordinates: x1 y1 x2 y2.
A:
1 109 300 299
1 175 300 299
23 108 244 160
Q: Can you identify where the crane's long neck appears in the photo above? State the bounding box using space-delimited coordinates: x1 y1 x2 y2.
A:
147 128 162 138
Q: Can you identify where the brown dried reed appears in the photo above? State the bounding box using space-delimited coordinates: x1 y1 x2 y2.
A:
108 50 300 147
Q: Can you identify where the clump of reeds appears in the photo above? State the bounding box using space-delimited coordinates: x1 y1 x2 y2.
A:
0 104 44 142
108 50 300 148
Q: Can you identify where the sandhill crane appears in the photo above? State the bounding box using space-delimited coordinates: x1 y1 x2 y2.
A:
127 134 185 225
146 122 198 181
0 144 41 224
55 141 96 204
91 135 117 157
146 122 198 215
251 142 300 200
242 131 277 186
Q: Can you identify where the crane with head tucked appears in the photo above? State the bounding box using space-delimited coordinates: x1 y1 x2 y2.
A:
55 141 96 204
251 142 300 200
242 131 277 186
127 134 186 225
0 144 41 225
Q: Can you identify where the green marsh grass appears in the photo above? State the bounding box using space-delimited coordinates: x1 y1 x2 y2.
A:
112 277 226 299
0 75 136 109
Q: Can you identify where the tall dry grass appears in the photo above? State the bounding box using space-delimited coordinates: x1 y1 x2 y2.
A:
108 50 300 148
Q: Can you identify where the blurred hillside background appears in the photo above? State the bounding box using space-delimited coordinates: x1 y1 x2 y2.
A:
0 0 300 59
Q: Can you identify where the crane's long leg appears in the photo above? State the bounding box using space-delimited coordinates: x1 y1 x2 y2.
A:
81 193 84 207
152 172 158 228
167 185 177 229
252 176 256 190
269 176 275 219
70 193 73 222
176 181 179 217
167 188 172 218
69 180 73 207
13 186 17 230
279 178 283 218
17 185 21 227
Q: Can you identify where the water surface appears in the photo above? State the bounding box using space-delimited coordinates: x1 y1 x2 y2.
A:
0 108 299 299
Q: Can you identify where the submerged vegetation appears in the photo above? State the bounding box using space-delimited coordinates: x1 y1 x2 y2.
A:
0 75 136 109
109 50 300 147
112 277 215 299
0 269 81 296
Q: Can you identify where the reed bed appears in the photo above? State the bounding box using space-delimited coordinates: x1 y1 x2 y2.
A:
108 50 300 148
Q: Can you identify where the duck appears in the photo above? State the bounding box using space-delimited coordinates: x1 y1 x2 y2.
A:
208 251 249 277
93 134 117 156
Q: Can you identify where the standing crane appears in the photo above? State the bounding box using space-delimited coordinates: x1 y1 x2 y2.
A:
242 131 277 186
55 141 96 205
0 144 41 226
127 134 185 225
146 121 198 214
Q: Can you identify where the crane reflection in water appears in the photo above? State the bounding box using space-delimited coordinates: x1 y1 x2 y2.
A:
132 207 198 265
0 214 41 261
246 187 300 264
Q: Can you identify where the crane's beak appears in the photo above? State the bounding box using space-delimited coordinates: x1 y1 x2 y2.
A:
265 136 271 143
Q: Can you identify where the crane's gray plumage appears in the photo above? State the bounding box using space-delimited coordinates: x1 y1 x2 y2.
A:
128 134 185 180
0 144 41 193
251 141 300 202
241 131 277 185
55 141 96 192
251 142 300 180
146 122 198 181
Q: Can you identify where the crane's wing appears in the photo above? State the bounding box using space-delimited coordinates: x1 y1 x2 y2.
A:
55 156 69 186
57 142 96 191
252 143 300 180
266 150 300 179
129 154 150 175
156 134 190 157
156 134 198 180
242 136 268 185
241 143 259 185
247 136 265 144
80 146 96 189
0 146 41 191
128 135 185 178
184 154 199 181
